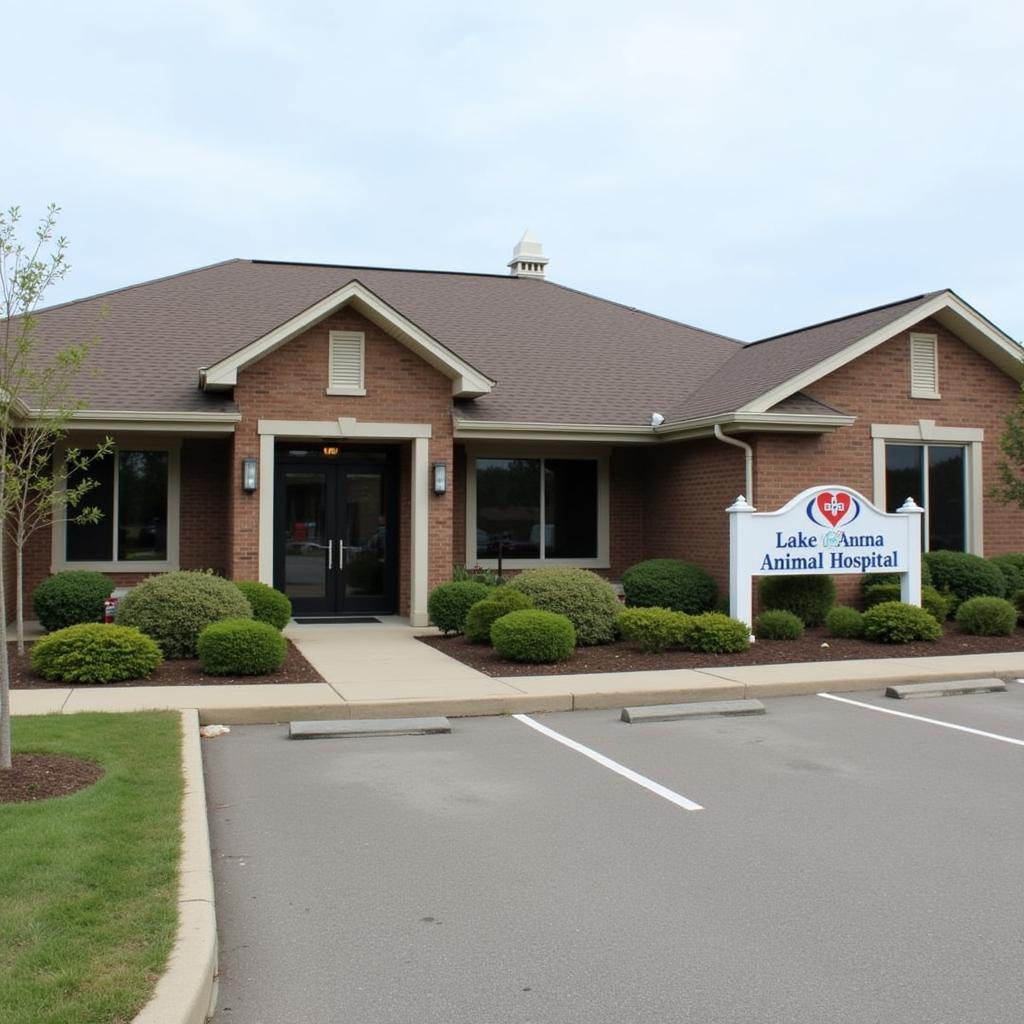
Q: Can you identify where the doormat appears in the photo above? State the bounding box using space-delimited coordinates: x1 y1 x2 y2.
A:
293 616 381 625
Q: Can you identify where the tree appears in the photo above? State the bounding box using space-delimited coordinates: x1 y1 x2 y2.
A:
992 383 1024 510
0 205 109 770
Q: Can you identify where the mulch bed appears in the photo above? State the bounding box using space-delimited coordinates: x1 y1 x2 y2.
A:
0 753 104 804
8 640 325 688
418 623 1024 676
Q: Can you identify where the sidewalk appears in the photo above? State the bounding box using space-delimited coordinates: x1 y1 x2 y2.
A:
10 617 1024 723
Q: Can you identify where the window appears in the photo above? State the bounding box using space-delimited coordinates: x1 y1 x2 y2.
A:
873 421 983 553
59 444 179 569
909 333 940 399
327 330 366 395
885 444 965 550
470 454 607 565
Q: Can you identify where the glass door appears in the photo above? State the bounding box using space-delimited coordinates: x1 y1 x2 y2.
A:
274 448 398 616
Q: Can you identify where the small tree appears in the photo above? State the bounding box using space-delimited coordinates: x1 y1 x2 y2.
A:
0 205 109 769
993 383 1024 510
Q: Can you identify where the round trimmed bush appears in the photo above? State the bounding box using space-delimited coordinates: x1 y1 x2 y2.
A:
864 583 950 623
33 570 114 633
464 588 534 644
861 601 941 644
116 571 253 658
922 550 1006 609
491 609 576 663
620 559 717 614
617 607 691 653
754 609 804 641
921 586 953 623
759 574 836 626
197 618 287 675
507 568 620 646
862 564 932 593
428 580 492 635
235 581 292 630
988 554 1024 598
31 623 162 683
1013 589 1024 623
683 612 750 654
955 596 1017 637
825 605 864 638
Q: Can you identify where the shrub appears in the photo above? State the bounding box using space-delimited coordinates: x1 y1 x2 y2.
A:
862 564 932 592
825 605 864 638
31 623 162 683
683 612 750 654
490 609 576 663
922 550 1006 610
862 582 949 623
507 568 620 646
452 565 505 587
617 607 691 653
427 581 492 634
235 581 292 630
464 589 534 644
759 574 836 626
620 559 717 614
988 554 1024 598
116 570 253 658
754 609 804 641
921 586 952 623
197 618 288 675
955 596 1017 636
863 583 901 608
1014 589 1024 623
861 601 942 643
33 570 114 633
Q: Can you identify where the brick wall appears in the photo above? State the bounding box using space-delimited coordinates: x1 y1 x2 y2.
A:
230 308 454 616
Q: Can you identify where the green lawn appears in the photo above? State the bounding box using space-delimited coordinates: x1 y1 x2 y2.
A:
0 712 183 1024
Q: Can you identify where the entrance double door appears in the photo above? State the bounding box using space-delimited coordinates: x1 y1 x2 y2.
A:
274 448 398 617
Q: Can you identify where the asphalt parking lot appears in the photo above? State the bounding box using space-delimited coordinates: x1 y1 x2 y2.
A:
203 684 1024 1024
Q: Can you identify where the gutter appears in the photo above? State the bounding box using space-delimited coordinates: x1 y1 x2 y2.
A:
714 424 754 503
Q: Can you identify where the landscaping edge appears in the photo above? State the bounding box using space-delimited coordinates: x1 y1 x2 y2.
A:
133 709 218 1024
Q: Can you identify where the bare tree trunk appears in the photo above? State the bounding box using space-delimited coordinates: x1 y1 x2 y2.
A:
15 533 24 656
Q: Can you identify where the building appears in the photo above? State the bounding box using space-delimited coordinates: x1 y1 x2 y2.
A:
13 234 1024 624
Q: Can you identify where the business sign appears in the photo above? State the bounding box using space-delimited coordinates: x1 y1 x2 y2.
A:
727 485 923 631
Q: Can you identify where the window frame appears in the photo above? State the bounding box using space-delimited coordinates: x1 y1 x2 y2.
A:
326 330 367 396
871 420 983 553
52 436 182 573
465 444 610 569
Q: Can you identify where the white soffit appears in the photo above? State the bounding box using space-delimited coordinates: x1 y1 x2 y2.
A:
740 291 1024 415
201 280 494 398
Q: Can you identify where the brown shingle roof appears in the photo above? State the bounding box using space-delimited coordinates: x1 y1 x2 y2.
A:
19 259 744 423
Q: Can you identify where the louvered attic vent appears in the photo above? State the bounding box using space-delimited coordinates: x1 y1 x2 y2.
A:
909 333 940 399
327 330 366 396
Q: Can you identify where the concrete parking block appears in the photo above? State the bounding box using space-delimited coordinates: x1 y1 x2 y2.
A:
622 699 766 722
886 678 1007 699
290 716 451 739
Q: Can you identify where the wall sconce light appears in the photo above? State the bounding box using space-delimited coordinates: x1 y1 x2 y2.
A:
242 457 258 493
432 461 447 495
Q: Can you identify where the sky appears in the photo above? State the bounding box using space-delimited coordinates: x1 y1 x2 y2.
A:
6 1 1024 342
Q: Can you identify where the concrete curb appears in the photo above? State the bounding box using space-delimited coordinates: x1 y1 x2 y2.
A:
133 710 218 1024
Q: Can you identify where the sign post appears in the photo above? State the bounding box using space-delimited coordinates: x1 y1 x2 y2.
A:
728 486 923 631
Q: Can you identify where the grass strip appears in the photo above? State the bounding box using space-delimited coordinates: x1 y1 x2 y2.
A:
0 712 183 1024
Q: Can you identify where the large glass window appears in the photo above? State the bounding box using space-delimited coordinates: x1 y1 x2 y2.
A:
66 450 170 562
476 457 598 560
885 443 966 551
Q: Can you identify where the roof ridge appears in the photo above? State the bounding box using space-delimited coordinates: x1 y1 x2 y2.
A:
544 280 745 345
26 258 245 317
749 290 946 346
250 258 516 281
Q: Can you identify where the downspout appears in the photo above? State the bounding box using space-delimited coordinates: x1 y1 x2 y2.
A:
714 424 753 504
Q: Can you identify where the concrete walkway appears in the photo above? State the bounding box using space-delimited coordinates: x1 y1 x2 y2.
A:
9 617 1024 723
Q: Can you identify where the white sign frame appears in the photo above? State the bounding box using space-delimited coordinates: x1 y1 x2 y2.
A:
728 485 923 630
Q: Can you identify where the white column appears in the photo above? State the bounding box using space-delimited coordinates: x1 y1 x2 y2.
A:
897 497 924 606
727 495 755 632
258 433 275 584
410 437 430 626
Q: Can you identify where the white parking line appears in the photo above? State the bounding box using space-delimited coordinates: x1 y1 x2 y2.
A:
512 714 704 811
817 693 1024 747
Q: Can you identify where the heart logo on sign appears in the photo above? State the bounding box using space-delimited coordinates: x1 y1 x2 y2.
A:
816 491 851 527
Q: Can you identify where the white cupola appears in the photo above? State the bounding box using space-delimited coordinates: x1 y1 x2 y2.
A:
507 230 549 278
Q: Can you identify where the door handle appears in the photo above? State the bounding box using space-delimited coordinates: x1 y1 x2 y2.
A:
338 540 344 570
327 539 333 571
